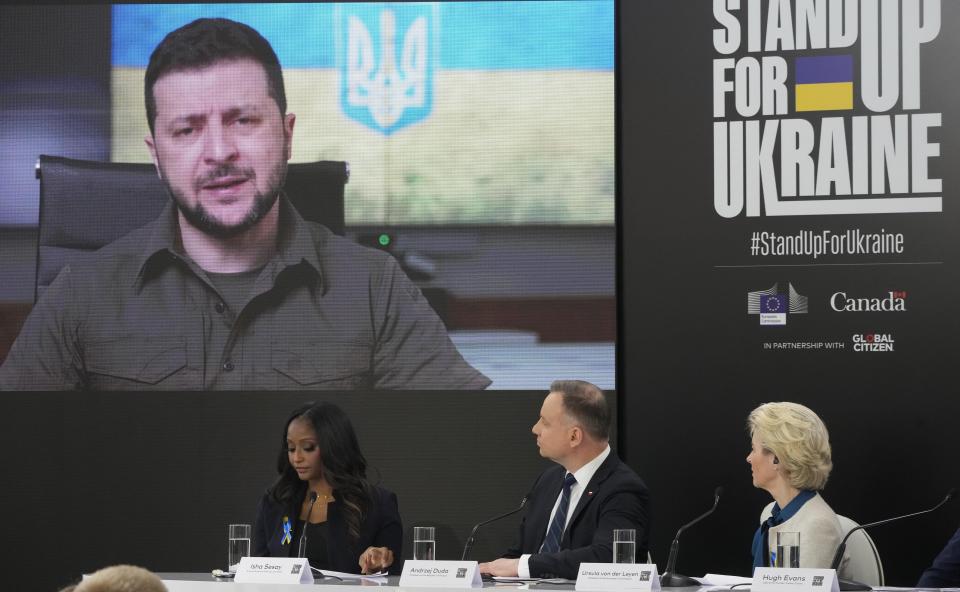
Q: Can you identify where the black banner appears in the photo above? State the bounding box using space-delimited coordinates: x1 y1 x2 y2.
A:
621 0 960 584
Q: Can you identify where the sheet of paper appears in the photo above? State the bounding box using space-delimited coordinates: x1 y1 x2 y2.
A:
316 569 387 580
491 576 576 584
699 573 753 586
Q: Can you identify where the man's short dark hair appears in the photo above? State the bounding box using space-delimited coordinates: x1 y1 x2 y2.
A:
144 18 287 135
550 379 610 440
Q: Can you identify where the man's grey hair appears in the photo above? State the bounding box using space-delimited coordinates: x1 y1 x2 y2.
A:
75 565 168 592
550 379 610 440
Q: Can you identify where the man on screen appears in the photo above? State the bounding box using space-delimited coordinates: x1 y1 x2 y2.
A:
0 18 489 390
479 380 650 579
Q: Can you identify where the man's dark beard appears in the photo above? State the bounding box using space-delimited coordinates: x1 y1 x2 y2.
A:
163 163 286 239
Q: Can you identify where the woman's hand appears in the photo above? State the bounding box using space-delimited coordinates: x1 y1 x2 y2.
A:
359 546 394 574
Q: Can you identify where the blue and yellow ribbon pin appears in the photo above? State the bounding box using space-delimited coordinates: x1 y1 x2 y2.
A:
281 516 292 545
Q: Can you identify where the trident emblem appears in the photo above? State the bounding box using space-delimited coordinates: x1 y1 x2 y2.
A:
339 4 435 135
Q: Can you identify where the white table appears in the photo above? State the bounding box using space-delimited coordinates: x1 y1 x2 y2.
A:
159 573 580 592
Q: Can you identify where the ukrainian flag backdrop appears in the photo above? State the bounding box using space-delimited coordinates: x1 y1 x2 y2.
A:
111 2 615 225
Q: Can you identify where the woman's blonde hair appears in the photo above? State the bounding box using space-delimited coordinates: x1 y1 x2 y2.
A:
748 402 833 490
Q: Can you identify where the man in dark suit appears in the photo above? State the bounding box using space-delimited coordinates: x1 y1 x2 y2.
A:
479 380 650 579
918 525 960 588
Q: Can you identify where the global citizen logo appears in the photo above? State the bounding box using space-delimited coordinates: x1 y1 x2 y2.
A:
852 333 894 352
830 290 907 311
748 282 808 325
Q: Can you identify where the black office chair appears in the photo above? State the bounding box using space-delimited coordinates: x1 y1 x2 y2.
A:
33 155 348 301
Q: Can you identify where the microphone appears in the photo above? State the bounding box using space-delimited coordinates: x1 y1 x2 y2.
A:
309 566 342 580
660 486 723 588
461 494 529 561
297 491 319 559
830 489 955 592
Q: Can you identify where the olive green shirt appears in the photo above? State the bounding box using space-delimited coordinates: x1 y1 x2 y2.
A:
0 199 490 391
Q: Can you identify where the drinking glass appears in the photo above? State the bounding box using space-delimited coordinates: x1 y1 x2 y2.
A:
613 529 636 563
413 526 436 560
228 524 251 573
775 531 800 568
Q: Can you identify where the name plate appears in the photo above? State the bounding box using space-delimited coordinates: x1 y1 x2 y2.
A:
234 556 314 584
753 568 840 592
576 563 661 591
400 560 482 588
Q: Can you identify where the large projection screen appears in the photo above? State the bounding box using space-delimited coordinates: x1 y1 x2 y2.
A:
0 1 616 391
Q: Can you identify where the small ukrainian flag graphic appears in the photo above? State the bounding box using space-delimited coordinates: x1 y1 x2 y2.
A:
795 55 853 112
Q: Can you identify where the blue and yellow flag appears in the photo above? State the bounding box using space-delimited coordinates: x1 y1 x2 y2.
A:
795 55 853 112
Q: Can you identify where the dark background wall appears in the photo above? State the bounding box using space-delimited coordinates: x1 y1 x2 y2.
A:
620 0 960 587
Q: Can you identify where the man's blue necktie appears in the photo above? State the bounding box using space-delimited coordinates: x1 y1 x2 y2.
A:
540 473 577 554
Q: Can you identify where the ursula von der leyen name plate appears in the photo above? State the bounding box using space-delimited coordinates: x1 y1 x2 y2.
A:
576 563 661 591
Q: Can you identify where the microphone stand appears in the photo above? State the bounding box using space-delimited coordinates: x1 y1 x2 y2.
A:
461 496 528 561
831 489 955 591
298 492 319 559
660 487 723 588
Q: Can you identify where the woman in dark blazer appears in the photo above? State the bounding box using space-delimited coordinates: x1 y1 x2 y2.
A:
253 402 402 574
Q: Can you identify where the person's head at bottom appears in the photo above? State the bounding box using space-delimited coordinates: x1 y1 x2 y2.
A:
72 564 167 592
271 401 394 574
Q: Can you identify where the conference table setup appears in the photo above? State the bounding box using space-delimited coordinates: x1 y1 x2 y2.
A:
143 479 957 592
153 572 949 592
158 573 576 591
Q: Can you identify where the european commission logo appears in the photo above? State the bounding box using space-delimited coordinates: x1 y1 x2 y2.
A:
338 4 437 135
748 283 808 326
